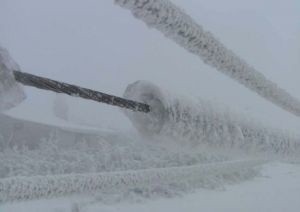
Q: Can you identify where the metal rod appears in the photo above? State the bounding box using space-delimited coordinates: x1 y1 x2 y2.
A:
13 70 150 113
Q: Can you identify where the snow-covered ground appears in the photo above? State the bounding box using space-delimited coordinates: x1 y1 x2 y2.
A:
1 162 300 212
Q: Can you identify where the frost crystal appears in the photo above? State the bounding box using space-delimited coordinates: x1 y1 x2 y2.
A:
0 159 262 202
123 81 300 154
115 0 300 117
0 46 26 112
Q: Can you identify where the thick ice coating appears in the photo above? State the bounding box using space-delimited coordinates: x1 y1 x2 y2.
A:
115 0 300 117
123 81 300 155
123 81 244 144
123 81 168 135
0 47 26 112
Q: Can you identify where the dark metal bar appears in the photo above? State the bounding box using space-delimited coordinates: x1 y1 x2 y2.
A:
13 70 150 113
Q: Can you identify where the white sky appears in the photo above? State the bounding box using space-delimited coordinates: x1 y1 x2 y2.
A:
0 0 299 131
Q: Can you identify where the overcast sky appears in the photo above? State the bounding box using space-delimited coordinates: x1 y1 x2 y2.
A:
1 0 299 132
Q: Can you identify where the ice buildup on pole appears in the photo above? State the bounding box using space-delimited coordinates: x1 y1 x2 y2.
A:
0 46 26 112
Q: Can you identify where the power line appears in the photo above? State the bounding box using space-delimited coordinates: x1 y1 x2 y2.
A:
115 0 300 117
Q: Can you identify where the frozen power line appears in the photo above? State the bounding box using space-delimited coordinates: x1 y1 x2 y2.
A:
123 81 300 154
0 159 262 202
115 0 300 117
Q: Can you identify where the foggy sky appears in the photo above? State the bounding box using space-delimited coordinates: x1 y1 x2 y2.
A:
0 0 299 132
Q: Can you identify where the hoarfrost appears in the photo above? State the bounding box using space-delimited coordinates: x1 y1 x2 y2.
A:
0 46 26 112
115 0 300 117
0 128 260 202
123 81 300 155
0 159 262 202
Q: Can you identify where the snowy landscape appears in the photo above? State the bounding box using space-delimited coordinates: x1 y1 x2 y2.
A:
1 0 300 211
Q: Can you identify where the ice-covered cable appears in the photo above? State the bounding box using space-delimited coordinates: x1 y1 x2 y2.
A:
115 0 300 117
123 81 300 155
0 159 262 202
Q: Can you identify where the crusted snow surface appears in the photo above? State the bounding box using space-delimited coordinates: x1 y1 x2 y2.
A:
115 0 300 117
0 46 25 112
123 81 300 155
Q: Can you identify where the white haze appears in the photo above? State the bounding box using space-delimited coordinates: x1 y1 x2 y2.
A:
0 0 299 132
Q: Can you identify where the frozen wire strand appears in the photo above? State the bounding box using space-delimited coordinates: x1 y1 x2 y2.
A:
0 159 263 202
123 81 300 155
115 0 300 117
13 70 150 113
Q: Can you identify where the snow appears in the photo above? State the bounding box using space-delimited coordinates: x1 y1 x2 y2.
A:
0 159 262 202
2 82 299 210
115 0 300 118
1 74 300 211
1 162 300 212
95 162 300 212
1 1 299 211
123 80 300 155
0 46 26 112
1 81 300 210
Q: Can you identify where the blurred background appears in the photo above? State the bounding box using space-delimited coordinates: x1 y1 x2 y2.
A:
0 0 299 132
